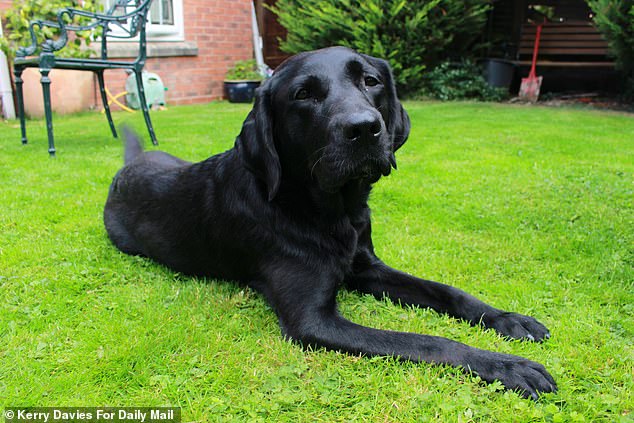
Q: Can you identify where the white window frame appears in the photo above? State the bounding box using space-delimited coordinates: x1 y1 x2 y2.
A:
146 0 184 40
103 0 185 42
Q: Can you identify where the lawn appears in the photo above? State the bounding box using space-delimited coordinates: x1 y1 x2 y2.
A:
0 101 632 422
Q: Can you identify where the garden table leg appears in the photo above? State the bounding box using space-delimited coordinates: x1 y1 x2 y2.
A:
97 70 118 139
39 67 55 156
13 66 27 145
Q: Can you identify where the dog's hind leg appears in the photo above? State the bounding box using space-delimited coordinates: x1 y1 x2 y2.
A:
103 210 144 256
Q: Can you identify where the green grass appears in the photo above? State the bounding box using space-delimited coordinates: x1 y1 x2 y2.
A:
1 102 632 422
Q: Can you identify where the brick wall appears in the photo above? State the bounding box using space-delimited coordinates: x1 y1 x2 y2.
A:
0 0 10 14
0 0 255 111
105 0 255 107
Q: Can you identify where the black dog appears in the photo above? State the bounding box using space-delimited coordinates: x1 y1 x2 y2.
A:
104 47 556 399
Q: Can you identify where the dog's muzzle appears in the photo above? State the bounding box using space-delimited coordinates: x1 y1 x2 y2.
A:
343 111 383 145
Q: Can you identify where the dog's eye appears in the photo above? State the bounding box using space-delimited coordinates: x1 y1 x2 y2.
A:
364 76 380 87
295 88 310 100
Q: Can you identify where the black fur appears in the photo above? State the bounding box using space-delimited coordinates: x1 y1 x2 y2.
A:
104 47 556 399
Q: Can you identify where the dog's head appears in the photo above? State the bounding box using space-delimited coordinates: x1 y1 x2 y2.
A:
236 47 410 200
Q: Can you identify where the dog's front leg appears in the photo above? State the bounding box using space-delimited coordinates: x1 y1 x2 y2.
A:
346 258 551 342
261 266 556 399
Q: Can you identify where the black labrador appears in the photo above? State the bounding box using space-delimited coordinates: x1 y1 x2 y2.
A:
104 47 556 399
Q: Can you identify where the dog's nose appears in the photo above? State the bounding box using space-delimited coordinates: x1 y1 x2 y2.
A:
343 111 382 143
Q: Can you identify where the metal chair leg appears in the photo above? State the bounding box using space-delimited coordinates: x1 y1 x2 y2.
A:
39 67 56 156
13 66 28 145
134 70 158 146
96 70 117 138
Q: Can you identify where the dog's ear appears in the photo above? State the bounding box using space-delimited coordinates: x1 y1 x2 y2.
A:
362 54 411 152
235 82 281 201
390 98 411 153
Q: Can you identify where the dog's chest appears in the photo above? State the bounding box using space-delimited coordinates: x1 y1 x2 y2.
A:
318 219 359 271
270 187 367 274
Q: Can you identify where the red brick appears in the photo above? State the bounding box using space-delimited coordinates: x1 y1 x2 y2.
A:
3 0 256 107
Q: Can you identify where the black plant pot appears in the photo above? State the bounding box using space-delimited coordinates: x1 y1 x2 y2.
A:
481 59 516 90
224 80 261 103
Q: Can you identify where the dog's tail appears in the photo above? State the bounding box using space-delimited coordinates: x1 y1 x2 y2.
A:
122 125 144 164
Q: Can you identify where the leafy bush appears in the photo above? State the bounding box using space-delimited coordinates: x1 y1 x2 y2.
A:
586 0 634 99
225 59 264 81
418 60 508 102
587 0 634 72
0 0 99 59
270 0 491 94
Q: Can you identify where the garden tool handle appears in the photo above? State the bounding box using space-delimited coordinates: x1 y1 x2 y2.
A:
529 23 543 79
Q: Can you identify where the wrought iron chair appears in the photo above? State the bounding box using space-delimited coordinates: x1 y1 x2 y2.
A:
13 0 157 156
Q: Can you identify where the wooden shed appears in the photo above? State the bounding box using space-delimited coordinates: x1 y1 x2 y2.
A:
254 0 290 68
255 0 621 93
485 0 620 92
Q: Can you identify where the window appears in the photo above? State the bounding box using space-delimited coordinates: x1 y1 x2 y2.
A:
147 0 183 38
150 0 174 25
103 0 184 41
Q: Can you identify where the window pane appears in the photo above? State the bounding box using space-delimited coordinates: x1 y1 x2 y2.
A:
150 0 174 25
106 0 131 16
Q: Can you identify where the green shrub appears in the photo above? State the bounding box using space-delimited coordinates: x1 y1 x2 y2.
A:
586 0 634 99
270 0 491 95
418 60 508 102
225 59 264 81
0 0 99 59
587 0 634 73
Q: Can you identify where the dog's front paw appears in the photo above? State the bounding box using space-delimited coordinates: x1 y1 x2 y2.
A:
474 352 557 400
482 311 551 342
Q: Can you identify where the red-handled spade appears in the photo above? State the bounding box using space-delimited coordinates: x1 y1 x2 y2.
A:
519 22 544 102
